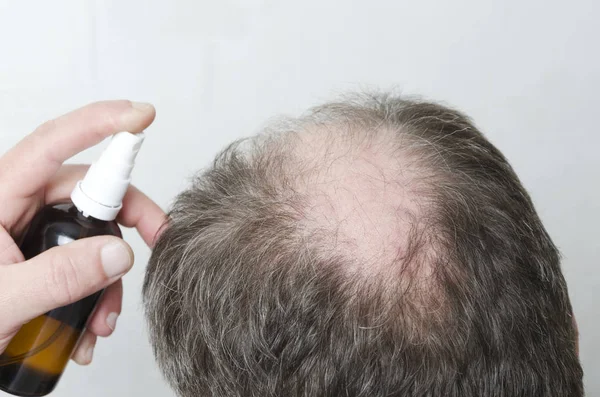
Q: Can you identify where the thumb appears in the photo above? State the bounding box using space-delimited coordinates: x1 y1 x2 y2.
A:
0 236 133 327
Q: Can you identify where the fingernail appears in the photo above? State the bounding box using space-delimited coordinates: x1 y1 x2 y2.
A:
85 344 95 363
120 102 154 128
131 101 154 111
106 312 119 331
101 242 132 278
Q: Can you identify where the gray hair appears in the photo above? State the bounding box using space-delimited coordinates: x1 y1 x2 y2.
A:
143 92 583 397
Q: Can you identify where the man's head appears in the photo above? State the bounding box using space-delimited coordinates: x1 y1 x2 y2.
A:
143 93 582 396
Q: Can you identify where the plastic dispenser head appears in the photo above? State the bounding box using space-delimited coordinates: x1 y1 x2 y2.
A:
71 132 145 221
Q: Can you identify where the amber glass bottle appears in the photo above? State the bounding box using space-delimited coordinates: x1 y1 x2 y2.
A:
0 131 145 396
0 203 121 396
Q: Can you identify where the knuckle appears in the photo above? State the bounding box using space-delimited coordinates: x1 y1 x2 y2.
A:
46 252 81 306
95 101 130 132
101 110 120 132
33 118 58 136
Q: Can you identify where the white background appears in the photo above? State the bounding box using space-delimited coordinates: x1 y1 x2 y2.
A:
0 0 598 395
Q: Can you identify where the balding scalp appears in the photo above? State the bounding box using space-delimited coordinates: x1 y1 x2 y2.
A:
143 92 583 397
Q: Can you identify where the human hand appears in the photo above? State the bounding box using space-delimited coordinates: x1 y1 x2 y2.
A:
0 101 166 365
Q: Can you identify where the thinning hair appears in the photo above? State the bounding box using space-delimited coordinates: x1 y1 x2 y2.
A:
143 92 583 397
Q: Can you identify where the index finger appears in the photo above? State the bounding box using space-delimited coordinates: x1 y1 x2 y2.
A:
117 185 167 247
0 100 156 198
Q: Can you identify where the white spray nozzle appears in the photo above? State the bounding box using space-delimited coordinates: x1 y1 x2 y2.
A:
71 132 145 221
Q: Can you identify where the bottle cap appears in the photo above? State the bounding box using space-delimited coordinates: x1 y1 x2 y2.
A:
71 132 145 221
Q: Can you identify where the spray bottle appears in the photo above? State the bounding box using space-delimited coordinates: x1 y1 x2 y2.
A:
0 131 145 396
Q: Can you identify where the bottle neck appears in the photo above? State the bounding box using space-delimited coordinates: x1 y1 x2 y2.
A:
71 181 121 221
72 205 113 227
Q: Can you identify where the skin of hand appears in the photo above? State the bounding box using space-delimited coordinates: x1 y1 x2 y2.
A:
0 101 166 365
